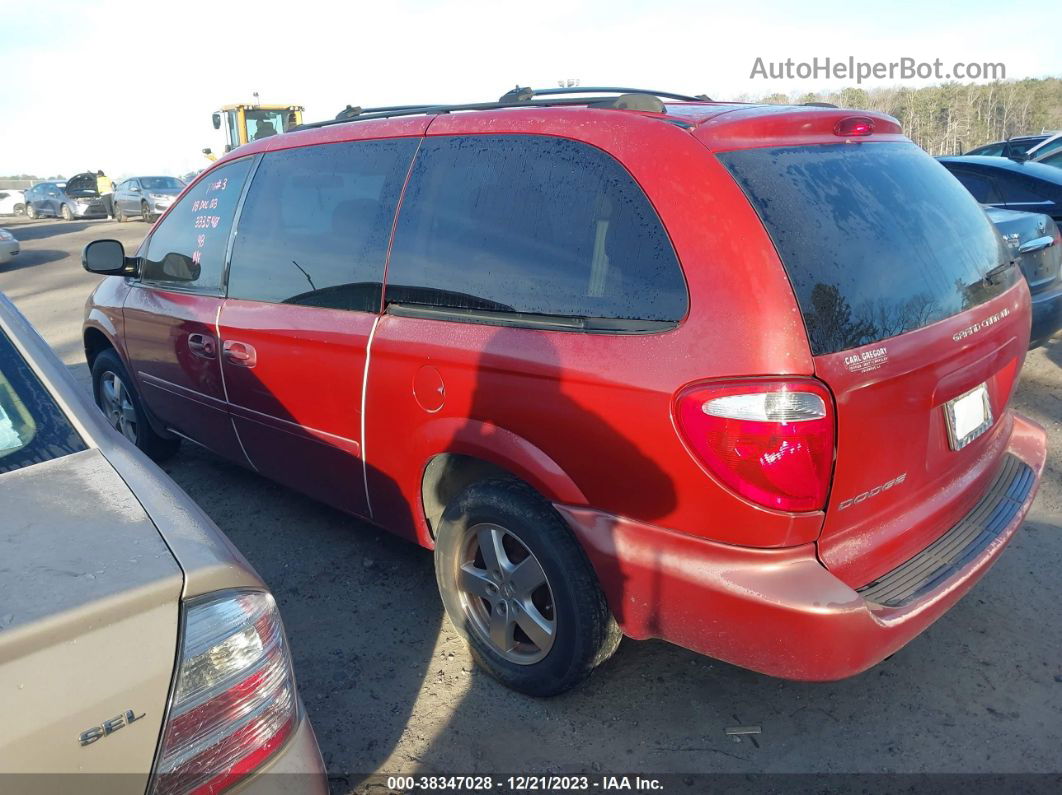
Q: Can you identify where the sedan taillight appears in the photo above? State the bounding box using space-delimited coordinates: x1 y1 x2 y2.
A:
675 379 836 513
150 590 297 795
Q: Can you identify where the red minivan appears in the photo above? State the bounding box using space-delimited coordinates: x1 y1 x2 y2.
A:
83 88 1047 696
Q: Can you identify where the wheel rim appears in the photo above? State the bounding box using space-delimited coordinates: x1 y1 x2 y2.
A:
99 371 138 443
62 205 71 220
142 203 150 220
454 522 556 664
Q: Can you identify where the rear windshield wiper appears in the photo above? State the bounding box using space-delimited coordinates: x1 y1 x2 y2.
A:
983 260 1017 285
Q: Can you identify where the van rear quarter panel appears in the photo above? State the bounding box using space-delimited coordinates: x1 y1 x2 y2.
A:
366 110 823 549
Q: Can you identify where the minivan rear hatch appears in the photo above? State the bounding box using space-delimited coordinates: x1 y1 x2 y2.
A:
719 140 1030 587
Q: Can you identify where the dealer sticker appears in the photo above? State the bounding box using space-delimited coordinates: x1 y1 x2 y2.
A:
843 345 889 373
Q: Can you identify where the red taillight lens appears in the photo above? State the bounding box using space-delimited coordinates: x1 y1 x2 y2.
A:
151 591 297 795
833 116 875 137
675 380 835 512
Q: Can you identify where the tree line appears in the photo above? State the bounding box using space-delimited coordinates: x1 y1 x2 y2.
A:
739 76 1062 155
0 174 66 180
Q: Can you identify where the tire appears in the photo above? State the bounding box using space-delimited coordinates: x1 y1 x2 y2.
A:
434 478 621 696
26 204 37 219
141 202 153 223
91 348 180 461
61 204 73 221
13 203 24 216
115 206 127 223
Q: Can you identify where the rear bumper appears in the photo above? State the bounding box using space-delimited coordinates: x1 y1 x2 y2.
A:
1029 283 1062 348
557 413 1047 681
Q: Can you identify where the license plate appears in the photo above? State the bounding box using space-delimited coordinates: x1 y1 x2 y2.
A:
944 383 992 450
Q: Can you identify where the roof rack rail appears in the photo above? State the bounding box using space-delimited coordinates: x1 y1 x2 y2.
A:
335 103 433 121
294 86 711 133
498 85 711 103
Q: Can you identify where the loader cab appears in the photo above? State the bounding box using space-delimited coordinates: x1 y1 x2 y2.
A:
208 104 304 158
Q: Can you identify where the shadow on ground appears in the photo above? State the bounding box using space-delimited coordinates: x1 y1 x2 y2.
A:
8 221 103 241
2 249 68 271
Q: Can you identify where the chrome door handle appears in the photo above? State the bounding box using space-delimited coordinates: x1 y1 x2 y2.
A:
1018 235 1055 254
187 333 217 359
222 340 257 368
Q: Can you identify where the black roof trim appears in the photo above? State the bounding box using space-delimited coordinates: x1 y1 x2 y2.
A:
295 87 709 132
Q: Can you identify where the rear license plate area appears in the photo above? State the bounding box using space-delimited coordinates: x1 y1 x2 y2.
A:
944 383 993 451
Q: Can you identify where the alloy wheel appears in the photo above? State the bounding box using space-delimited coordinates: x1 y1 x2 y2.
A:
455 522 556 664
99 370 138 443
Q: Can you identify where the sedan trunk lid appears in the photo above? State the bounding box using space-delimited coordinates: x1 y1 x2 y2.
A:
984 206 1062 293
0 449 182 789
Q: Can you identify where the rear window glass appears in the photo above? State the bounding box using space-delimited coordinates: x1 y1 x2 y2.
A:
386 134 687 328
995 173 1055 204
0 328 86 475
719 143 1012 355
946 168 1002 204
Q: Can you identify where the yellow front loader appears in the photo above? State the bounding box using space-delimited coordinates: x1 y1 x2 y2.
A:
204 103 304 161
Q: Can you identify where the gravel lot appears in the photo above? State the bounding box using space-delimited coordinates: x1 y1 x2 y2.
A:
2 217 1060 786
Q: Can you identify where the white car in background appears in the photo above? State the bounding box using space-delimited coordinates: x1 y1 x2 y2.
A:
0 190 26 216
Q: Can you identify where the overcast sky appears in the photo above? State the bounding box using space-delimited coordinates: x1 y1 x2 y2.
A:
1 0 1058 178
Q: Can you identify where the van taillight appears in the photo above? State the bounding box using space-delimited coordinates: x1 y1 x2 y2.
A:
150 590 297 795
675 379 835 512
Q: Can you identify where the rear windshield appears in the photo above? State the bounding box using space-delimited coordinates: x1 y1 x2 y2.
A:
140 177 184 191
719 142 1012 355
0 327 86 475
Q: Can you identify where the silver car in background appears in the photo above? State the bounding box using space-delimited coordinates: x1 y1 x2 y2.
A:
0 292 327 794
113 176 186 223
0 229 18 266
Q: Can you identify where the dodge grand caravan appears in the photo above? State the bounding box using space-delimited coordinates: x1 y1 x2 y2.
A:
0 294 326 791
81 87 1047 696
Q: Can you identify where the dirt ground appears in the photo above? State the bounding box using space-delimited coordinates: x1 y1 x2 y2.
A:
2 216 1060 787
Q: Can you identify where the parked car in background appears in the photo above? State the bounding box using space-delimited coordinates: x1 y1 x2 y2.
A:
984 207 1062 347
0 292 326 792
938 156 1062 223
965 132 1062 161
83 89 1046 696
1033 148 1062 169
0 229 19 265
113 176 186 223
0 190 26 216
23 173 107 220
